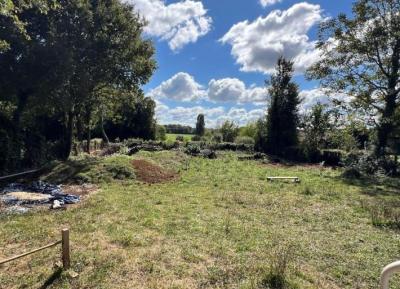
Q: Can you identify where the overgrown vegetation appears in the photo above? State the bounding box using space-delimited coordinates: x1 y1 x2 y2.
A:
1 151 400 288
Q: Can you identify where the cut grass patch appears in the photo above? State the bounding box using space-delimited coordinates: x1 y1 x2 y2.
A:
1 151 400 289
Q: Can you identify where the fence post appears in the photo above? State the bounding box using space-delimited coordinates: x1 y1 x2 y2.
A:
61 228 70 269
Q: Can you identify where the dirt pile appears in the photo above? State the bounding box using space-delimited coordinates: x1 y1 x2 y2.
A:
131 160 178 184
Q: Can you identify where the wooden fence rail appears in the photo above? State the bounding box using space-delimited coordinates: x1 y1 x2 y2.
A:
0 228 70 270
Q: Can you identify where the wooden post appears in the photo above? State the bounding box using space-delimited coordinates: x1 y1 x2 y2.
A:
61 229 70 269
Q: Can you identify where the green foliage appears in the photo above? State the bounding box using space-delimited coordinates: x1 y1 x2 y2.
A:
235 136 255 145
103 93 156 141
212 133 223 143
239 122 258 139
219 120 239 142
196 114 205 136
0 0 156 172
176 135 185 142
156 125 167 141
260 57 300 156
301 103 331 161
307 0 400 155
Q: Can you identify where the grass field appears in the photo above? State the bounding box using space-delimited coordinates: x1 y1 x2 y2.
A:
1 151 400 289
165 133 194 143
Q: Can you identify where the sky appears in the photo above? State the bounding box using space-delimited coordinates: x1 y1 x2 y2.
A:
126 0 352 128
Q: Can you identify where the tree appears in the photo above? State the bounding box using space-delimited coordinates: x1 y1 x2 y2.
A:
264 57 300 155
48 0 156 156
239 122 258 139
301 103 331 161
220 120 239 142
0 0 156 172
307 0 400 156
156 125 167 141
196 114 205 136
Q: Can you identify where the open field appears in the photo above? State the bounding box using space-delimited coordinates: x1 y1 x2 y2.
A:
1 151 400 289
165 134 194 143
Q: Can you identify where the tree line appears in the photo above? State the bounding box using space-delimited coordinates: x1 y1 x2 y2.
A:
0 0 156 173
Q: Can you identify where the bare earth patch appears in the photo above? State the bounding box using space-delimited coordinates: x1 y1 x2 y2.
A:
132 159 178 184
4 191 51 202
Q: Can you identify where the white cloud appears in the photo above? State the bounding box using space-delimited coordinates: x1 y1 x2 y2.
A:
216 107 265 127
148 73 268 104
259 0 282 8
299 88 350 113
220 2 324 74
147 72 206 101
128 0 212 51
155 101 265 128
208 78 268 104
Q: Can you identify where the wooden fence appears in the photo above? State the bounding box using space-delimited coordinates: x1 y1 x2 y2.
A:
0 228 70 270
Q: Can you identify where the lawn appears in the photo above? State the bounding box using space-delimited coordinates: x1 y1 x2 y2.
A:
1 151 400 289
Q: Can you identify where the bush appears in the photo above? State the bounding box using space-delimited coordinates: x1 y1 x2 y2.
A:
235 136 255 145
191 135 201 142
176 135 184 142
282 146 306 162
156 125 167 141
212 133 223 143
185 143 201 155
321 149 344 166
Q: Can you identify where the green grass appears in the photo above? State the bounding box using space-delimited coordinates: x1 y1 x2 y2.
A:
165 133 194 143
1 151 400 289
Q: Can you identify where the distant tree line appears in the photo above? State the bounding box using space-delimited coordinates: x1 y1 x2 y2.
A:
0 0 156 174
164 124 195 135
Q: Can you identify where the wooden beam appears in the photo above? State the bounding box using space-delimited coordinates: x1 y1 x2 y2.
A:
0 241 61 265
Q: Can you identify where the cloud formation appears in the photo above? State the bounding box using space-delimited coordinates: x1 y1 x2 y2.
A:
220 2 323 74
259 0 282 8
155 102 265 128
148 72 268 104
147 72 206 101
128 0 212 51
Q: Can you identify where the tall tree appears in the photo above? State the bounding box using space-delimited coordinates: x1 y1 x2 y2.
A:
264 57 300 155
307 0 400 156
196 114 205 136
47 0 156 157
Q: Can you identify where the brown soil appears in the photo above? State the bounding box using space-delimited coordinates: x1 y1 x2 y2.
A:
131 159 178 184
61 184 98 197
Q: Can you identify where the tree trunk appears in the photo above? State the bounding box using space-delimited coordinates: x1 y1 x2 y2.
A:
86 127 91 154
61 110 74 160
100 109 109 146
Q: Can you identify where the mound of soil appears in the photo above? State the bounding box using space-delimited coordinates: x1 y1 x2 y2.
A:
132 160 178 184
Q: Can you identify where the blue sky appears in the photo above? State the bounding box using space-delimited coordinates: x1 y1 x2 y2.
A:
128 0 352 127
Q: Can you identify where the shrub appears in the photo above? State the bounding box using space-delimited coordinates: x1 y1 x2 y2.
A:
219 121 239 142
185 144 201 156
282 146 306 162
321 149 344 166
235 136 255 145
191 135 201 142
156 125 167 141
212 133 223 143
176 135 184 142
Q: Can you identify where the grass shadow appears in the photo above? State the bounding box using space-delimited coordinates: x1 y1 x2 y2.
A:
331 174 400 197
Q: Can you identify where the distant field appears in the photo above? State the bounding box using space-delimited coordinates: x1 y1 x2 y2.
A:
165 133 194 142
1 151 400 289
